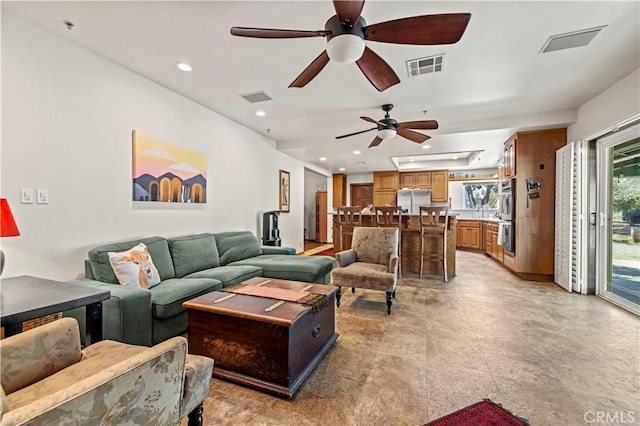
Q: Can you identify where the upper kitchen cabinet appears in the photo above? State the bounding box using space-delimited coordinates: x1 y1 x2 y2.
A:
399 170 448 202
503 134 517 178
373 171 398 206
332 173 347 207
399 171 431 189
430 170 449 202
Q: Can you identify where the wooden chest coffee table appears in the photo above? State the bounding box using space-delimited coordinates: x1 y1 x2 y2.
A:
183 277 338 398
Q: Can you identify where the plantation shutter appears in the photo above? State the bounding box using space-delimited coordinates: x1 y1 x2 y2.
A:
555 141 586 293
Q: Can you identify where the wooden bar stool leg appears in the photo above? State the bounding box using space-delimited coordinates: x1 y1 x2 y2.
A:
443 231 448 283
397 231 402 277
419 229 424 280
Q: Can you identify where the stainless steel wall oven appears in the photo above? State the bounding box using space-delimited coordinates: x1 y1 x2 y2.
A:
499 178 515 252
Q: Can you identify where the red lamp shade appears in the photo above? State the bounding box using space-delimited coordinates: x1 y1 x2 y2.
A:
0 198 20 237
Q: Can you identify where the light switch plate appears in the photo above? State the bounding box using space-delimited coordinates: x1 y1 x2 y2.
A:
21 188 34 204
37 189 49 204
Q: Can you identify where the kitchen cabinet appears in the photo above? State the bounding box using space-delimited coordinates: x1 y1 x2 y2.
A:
373 171 398 206
485 222 504 262
315 191 328 243
399 171 431 189
332 173 347 207
398 170 447 202
456 220 481 249
503 134 516 178
430 170 449 202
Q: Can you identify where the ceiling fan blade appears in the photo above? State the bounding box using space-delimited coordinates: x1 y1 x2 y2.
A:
397 128 430 144
356 47 400 92
360 116 382 125
332 0 365 25
397 120 439 130
289 51 331 88
336 127 377 139
364 13 471 45
368 136 383 148
230 27 331 39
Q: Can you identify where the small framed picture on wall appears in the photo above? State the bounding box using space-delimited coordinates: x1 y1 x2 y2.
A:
279 169 290 213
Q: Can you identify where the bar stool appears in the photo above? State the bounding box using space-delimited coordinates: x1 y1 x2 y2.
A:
419 206 449 282
374 206 403 276
336 206 362 252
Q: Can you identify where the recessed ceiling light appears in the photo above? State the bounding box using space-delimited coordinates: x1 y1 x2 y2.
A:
409 159 414 162
256 110 266 117
319 157 327 161
176 62 192 72
353 150 361 155
339 167 346 171
422 145 431 150
452 155 458 160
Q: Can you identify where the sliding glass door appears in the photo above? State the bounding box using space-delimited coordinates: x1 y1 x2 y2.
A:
596 124 640 314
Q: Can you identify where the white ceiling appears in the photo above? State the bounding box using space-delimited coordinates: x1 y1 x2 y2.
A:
3 1 639 174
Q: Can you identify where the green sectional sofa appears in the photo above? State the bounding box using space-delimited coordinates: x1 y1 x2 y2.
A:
65 231 335 346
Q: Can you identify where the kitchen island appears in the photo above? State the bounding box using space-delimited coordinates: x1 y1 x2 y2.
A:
332 213 457 277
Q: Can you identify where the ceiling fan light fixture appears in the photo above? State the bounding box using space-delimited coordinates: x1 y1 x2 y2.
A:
377 128 397 140
326 34 365 64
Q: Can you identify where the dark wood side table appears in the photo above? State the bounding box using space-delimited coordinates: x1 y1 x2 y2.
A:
0 275 110 345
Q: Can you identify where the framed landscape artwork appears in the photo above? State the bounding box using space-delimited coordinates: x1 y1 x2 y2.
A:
132 130 207 203
279 169 290 213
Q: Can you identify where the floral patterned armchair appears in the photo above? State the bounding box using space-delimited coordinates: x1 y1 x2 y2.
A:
0 318 213 426
331 226 399 314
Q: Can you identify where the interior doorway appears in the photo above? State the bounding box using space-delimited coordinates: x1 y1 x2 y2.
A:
351 183 373 208
595 123 640 314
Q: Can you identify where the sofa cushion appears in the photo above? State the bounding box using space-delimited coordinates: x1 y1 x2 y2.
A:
108 243 161 288
231 255 336 283
88 236 175 284
168 233 220 277
185 265 263 287
150 278 222 319
215 231 261 265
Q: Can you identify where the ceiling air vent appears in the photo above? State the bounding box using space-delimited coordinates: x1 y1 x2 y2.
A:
406 54 445 77
240 91 273 103
540 26 607 53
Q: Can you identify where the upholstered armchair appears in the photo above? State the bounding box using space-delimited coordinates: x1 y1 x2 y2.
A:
0 318 213 426
331 227 399 314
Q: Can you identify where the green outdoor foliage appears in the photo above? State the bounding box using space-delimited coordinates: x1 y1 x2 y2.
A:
612 176 640 220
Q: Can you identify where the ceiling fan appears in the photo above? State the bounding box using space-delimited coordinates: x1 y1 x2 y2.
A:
336 104 438 148
230 1 471 92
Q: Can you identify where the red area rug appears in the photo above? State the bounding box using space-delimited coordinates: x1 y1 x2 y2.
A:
312 248 334 257
426 400 529 426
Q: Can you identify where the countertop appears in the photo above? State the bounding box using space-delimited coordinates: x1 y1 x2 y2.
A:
456 217 502 223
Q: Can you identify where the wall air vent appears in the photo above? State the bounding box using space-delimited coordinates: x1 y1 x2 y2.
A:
240 91 273 103
540 26 606 53
406 54 445 77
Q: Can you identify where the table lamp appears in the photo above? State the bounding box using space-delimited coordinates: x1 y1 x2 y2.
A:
0 198 21 275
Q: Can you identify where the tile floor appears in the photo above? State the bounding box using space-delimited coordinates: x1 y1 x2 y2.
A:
183 251 640 425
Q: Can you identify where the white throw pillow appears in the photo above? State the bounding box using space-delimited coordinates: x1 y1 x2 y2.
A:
108 243 161 289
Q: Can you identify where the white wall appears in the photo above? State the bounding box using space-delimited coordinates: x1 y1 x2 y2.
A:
568 68 640 141
0 13 309 280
